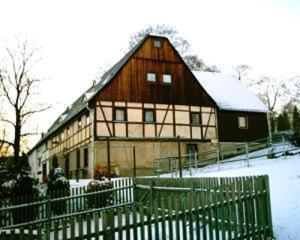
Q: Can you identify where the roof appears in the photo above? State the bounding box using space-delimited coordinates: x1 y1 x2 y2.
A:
192 71 268 113
29 34 151 152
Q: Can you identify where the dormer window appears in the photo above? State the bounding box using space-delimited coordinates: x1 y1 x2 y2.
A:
153 39 161 48
163 74 172 84
147 73 156 82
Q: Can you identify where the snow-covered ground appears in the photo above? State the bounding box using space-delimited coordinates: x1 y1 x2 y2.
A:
165 146 300 240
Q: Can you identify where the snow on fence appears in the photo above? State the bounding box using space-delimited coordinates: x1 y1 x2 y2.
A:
0 176 273 240
155 133 300 176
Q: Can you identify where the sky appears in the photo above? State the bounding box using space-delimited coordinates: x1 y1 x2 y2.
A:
0 0 300 148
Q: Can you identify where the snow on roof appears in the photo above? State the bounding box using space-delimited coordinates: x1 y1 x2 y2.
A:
192 71 268 113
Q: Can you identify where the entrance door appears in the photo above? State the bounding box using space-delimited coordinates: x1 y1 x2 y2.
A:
65 155 69 179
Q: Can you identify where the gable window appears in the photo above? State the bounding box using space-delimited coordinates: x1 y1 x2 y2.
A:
238 116 248 129
163 74 172 84
191 112 202 125
115 108 126 121
144 109 155 123
147 73 156 82
78 117 82 129
153 39 161 48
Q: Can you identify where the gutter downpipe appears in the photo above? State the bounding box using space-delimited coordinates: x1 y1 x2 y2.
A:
86 104 95 178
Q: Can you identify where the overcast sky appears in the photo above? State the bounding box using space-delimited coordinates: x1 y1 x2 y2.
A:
1 0 300 147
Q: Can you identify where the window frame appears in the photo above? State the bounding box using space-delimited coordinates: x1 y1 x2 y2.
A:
162 74 172 84
147 72 156 82
190 112 202 125
238 116 248 129
114 107 127 122
153 39 162 48
144 109 156 123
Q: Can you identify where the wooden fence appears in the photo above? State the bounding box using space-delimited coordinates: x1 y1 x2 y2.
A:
0 176 273 240
0 178 133 229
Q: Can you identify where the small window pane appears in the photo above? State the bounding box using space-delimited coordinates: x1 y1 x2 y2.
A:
147 73 156 82
145 110 154 122
86 114 90 125
163 74 172 84
154 40 161 48
191 113 201 125
115 109 126 121
238 116 247 128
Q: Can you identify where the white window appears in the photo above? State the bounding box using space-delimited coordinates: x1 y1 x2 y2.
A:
238 116 248 129
163 74 172 84
144 110 155 123
115 108 126 121
78 117 82 129
147 73 156 82
153 39 161 48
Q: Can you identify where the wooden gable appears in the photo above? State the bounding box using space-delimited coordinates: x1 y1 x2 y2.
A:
97 36 216 107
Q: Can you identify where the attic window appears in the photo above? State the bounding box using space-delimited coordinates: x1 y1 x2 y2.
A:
147 73 156 82
163 74 172 84
153 39 161 48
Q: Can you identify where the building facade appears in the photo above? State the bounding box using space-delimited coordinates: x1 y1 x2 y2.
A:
28 35 268 181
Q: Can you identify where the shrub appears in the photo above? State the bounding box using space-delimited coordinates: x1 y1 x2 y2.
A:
86 167 114 208
11 168 39 224
47 155 70 215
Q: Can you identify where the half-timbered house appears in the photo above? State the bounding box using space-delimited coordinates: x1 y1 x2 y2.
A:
28 34 268 180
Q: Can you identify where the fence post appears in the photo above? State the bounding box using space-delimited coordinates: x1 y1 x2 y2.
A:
170 155 174 178
282 135 286 159
194 152 198 173
46 194 51 225
177 136 182 178
189 150 192 176
107 137 111 180
217 146 220 171
245 142 250 167
263 175 274 238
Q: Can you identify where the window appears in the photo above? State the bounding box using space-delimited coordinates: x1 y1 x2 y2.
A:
153 39 161 48
61 132 64 141
86 114 90 125
115 108 126 121
191 112 202 125
76 149 80 169
144 109 155 123
84 148 88 168
163 74 172 84
186 144 198 155
147 73 156 82
38 157 41 168
78 117 82 129
238 116 248 129
67 127 70 136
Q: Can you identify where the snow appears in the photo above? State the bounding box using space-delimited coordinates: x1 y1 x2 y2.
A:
192 71 268 113
165 146 300 240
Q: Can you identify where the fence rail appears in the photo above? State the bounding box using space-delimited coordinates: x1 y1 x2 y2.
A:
155 133 300 176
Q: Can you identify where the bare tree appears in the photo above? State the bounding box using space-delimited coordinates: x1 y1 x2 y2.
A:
233 64 251 81
0 38 50 165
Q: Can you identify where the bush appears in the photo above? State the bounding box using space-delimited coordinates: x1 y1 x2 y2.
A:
47 155 70 215
86 167 114 208
11 168 39 224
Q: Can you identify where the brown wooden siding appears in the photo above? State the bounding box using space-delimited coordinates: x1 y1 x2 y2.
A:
217 110 268 142
97 37 215 107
